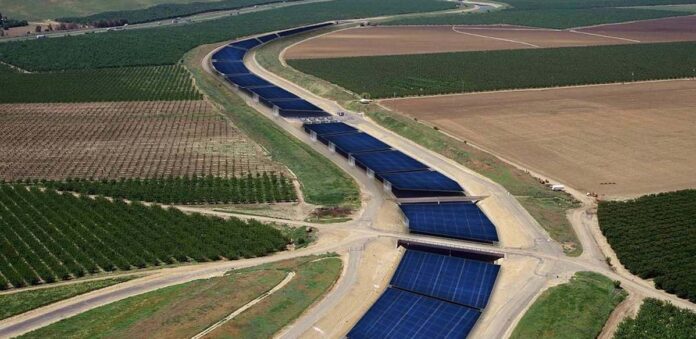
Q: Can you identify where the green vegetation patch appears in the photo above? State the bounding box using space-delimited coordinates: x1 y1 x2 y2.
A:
0 0 455 71
0 184 288 289
615 298 696 339
184 46 359 207
511 272 626 339
19 254 341 339
0 276 134 320
598 190 696 302
58 0 293 26
0 65 200 103
34 174 296 205
385 7 687 29
209 255 342 337
289 41 696 98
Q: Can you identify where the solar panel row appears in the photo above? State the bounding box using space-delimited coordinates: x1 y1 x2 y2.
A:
348 287 481 339
212 46 246 61
212 61 249 75
303 122 358 136
390 249 500 310
400 202 499 243
212 26 334 119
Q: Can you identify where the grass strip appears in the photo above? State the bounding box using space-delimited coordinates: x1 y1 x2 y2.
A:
510 271 626 339
0 276 134 320
19 254 341 339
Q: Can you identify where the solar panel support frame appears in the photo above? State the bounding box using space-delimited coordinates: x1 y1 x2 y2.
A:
328 142 336 153
383 180 392 192
348 155 356 167
309 131 318 142
366 168 375 179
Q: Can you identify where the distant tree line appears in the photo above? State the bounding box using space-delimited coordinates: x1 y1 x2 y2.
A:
0 12 28 30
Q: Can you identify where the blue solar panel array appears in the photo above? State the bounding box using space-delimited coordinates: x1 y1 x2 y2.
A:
212 61 249 75
257 33 279 43
230 38 262 50
382 170 463 193
401 202 499 243
391 250 500 309
213 46 246 61
324 132 391 155
348 287 481 339
225 74 271 88
348 247 501 339
249 86 298 101
211 23 334 118
304 122 358 136
352 150 428 175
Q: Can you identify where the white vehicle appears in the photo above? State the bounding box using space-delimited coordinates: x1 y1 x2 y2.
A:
36 35 47 39
551 184 565 191
359 98 372 104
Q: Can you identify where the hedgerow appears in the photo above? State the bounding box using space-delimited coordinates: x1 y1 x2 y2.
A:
615 298 696 339
0 184 288 289
0 0 455 71
289 41 696 98
0 65 200 102
33 174 297 204
58 0 293 26
598 190 696 302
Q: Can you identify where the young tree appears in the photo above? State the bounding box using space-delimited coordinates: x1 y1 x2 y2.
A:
35 25 42 33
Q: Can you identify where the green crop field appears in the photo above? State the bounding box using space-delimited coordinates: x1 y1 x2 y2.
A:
289 41 696 98
0 0 222 20
511 272 626 339
0 65 200 102
0 277 134 318
35 174 297 205
0 184 288 289
598 190 696 302
615 298 696 339
385 7 686 29
58 0 291 25
0 0 455 71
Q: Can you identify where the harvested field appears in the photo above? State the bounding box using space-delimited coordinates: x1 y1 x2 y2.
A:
381 80 696 198
0 101 285 181
285 21 696 59
577 15 696 42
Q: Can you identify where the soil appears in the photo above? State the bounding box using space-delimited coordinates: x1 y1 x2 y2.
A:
381 80 696 199
577 15 696 42
286 25 645 59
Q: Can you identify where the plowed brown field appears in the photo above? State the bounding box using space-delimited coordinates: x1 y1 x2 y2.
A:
381 80 696 198
576 15 696 42
0 101 284 181
285 20 696 59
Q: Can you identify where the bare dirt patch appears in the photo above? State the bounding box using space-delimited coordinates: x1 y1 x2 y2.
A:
285 25 631 59
577 15 696 42
0 101 286 181
381 80 696 198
